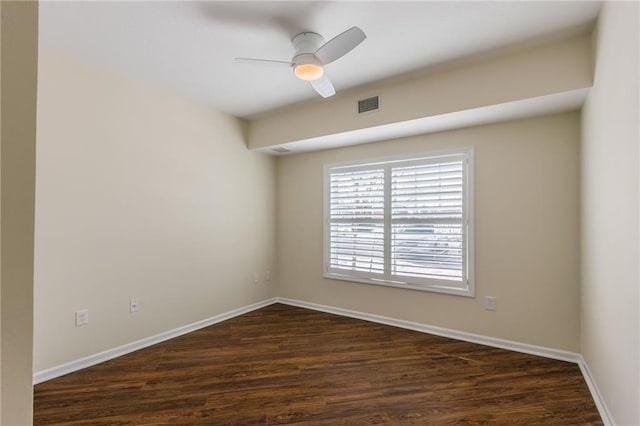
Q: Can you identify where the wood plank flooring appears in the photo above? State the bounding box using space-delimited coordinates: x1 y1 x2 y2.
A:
34 303 602 425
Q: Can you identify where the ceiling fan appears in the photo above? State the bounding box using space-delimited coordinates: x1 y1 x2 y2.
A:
236 26 366 98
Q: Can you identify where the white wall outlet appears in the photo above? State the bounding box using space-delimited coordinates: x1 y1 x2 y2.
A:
253 272 259 284
265 270 271 282
75 309 89 326
485 296 497 311
130 299 140 313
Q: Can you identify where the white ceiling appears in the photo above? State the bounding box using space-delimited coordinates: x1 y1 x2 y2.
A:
39 1 601 119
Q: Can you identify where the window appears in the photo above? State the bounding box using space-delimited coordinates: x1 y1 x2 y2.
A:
323 147 474 296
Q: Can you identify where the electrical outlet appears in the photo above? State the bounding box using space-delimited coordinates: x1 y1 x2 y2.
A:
484 296 497 311
75 309 89 326
130 299 140 313
253 273 259 285
265 270 271 282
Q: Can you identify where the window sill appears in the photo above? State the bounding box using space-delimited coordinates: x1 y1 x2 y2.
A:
323 272 474 297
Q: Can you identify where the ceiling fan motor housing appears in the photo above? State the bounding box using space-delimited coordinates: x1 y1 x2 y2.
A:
292 32 325 56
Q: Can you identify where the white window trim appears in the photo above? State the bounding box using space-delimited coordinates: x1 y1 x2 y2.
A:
323 147 475 297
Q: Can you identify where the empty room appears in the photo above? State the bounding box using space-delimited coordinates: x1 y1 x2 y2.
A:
1 0 638 425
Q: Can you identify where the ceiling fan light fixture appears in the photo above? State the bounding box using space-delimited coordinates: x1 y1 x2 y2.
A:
237 27 366 97
294 63 324 81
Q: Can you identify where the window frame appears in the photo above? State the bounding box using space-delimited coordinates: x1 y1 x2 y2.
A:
323 147 475 297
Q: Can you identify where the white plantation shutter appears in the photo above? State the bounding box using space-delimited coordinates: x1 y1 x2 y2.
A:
391 158 465 283
329 168 385 276
324 148 474 296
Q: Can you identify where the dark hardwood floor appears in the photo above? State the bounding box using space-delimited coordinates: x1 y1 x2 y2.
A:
34 303 602 425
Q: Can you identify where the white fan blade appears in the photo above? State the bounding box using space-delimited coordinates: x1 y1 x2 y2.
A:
235 58 292 67
310 74 335 98
314 26 366 65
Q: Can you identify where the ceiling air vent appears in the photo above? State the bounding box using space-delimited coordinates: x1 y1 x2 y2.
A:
272 147 292 154
358 96 379 114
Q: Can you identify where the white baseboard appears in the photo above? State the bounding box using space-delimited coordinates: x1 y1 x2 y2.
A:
276 297 580 362
32 297 278 385
577 355 614 426
33 296 613 426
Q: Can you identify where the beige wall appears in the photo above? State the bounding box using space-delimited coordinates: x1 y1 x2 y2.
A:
0 8 3 417
249 34 592 149
34 49 276 372
1 1 38 424
277 112 580 351
581 2 639 424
